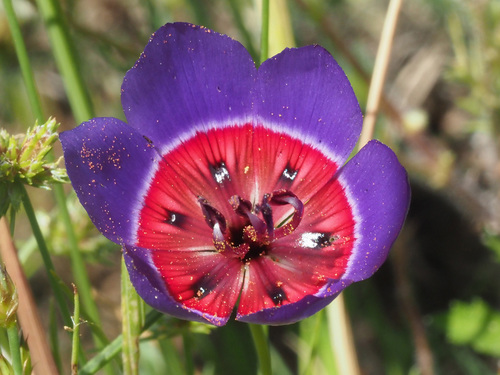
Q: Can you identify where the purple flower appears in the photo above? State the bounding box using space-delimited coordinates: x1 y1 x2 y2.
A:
60 23 410 326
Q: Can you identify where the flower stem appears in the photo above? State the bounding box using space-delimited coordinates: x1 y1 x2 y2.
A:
6 0 106 351
20 184 72 327
79 310 163 375
260 0 270 64
328 294 361 375
6 326 23 375
182 331 194 375
249 324 272 375
71 285 81 375
34 0 94 123
121 258 144 375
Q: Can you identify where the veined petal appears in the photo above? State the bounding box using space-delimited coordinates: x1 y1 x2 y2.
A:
335 140 410 282
237 279 350 325
255 46 363 167
60 118 159 244
121 23 256 150
123 245 235 326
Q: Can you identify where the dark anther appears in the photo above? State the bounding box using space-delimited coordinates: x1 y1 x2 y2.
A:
260 194 275 238
198 197 227 233
229 195 253 216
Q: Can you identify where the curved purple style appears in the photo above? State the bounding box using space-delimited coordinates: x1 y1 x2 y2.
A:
61 22 410 326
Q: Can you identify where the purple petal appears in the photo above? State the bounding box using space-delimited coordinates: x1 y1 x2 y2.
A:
237 279 350 325
338 140 410 281
255 46 363 166
60 118 160 244
123 245 229 326
121 23 256 150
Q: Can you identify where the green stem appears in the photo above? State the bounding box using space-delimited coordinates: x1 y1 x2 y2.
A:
260 0 270 64
299 312 324 375
49 300 63 373
71 285 81 375
8 0 107 353
20 184 72 327
34 0 94 123
6 0 103 341
227 0 258 61
121 258 144 375
182 331 194 375
79 310 163 375
53 184 109 347
6 326 23 375
249 324 272 375
2 0 44 122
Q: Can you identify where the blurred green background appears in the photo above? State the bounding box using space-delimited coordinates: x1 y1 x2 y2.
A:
1 0 500 374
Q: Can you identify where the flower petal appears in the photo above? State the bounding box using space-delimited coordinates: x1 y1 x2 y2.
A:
337 140 410 282
238 140 410 324
255 46 362 166
121 23 256 150
123 245 236 326
237 279 350 325
60 118 160 244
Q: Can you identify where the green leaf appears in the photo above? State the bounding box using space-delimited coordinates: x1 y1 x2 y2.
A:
446 299 500 356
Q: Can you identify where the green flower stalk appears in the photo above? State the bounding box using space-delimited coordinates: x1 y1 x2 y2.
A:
0 118 68 217
0 264 18 328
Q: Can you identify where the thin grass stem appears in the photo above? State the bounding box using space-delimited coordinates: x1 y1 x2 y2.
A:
260 0 270 64
2 0 44 122
34 0 94 123
182 331 194 375
79 310 163 375
20 185 72 327
6 0 107 352
327 1 404 374
358 0 404 148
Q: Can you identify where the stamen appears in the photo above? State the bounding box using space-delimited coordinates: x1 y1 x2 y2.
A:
199 191 304 261
267 190 304 238
198 196 249 257
260 194 275 239
230 195 268 243
198 197 227 233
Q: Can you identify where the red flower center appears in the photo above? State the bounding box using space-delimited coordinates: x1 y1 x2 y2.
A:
136 124 356 320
